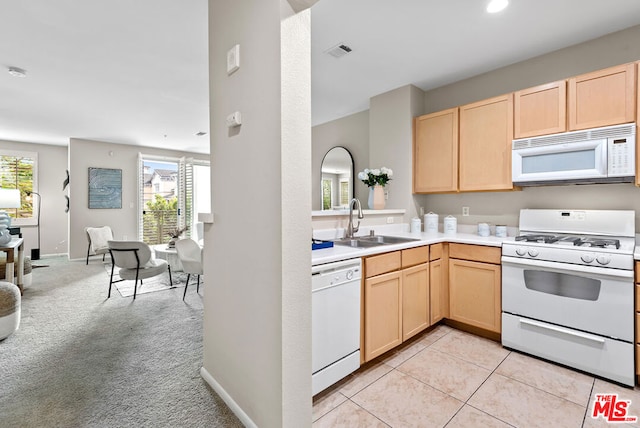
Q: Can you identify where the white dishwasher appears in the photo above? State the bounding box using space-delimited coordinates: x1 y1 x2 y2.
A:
312 258 361 395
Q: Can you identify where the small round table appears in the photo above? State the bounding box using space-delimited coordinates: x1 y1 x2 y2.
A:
152 245 184 272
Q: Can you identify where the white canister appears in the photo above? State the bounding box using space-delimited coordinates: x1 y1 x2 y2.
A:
443 215 457 235
477 223 490 237
424 212 439 234
495 225 507 238
410 217 421 233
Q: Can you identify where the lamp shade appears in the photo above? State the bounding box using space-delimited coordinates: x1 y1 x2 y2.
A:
0 189 21 209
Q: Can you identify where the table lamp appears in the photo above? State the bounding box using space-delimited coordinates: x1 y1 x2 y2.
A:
0 189 21 245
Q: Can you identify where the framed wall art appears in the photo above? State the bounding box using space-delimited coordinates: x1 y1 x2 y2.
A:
88 167 122 209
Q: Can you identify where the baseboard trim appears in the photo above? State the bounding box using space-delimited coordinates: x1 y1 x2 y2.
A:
200 366 258 428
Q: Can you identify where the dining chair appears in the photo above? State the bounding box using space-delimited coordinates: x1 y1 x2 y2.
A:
107 240 172 299
85 226 114 265
175 238 203 300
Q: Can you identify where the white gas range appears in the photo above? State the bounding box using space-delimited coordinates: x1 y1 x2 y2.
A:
501 209 636 386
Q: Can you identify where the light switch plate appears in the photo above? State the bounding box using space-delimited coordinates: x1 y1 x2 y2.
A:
227 44 240 75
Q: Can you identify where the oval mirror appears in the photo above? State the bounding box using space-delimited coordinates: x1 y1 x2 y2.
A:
320 146 354 210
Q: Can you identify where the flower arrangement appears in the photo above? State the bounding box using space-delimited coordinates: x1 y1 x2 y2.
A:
167 226 189 239
357 167 393 187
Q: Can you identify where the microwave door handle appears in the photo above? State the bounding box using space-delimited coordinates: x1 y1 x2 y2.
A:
501 255 633 279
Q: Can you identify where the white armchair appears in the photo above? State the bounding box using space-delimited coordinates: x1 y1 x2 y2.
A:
175 238 203 300
85 226 114 265
107 240 172 299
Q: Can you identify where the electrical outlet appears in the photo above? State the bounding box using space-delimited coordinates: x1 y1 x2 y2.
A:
419 206 424 217
462 207 470 216
386 217 394 224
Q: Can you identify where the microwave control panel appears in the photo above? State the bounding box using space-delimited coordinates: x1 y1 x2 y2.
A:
608 136 635 177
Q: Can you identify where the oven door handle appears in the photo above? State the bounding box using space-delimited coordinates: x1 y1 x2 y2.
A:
519 318 605 344
501 256 633 279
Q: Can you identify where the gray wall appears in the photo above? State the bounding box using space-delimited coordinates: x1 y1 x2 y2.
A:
369 85 425 218
312 110 369 209
0 140 68 256
68 138 208 260
418 24 640 228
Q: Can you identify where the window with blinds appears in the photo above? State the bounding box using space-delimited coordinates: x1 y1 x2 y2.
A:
0 150 37 225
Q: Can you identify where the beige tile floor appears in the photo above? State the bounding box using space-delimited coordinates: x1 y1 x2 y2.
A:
313 325 640 428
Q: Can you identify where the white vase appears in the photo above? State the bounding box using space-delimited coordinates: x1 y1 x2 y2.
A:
368 185 385 209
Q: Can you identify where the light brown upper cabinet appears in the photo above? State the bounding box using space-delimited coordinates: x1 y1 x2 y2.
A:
459 94 514 192
637 61 640 187
568 62 636 131
413 108 458 193
514 80 567 138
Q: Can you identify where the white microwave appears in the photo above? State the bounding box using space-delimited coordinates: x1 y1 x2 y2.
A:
512 124 636 186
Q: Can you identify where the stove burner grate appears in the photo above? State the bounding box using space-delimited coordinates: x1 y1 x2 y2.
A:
514 234 559 244
578 238 621 249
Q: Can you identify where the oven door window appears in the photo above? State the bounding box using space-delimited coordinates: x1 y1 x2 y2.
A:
524 270 601 301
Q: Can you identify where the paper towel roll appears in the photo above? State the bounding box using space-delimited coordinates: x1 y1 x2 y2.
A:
424 212 438 234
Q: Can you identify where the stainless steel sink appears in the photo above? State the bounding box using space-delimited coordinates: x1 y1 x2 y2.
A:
359 235 421 245
332 238 385 248
333 235 420 248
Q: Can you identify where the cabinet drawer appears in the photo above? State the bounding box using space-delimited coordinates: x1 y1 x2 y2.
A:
635 261 640 282
636 285 640 313
637 313 640 343
402 246 429 268
449 243 501 264
637 344 640 376
365 251 401 278
430 243 443 261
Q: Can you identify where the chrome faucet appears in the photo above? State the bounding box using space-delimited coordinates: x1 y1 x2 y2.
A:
346 198 364 239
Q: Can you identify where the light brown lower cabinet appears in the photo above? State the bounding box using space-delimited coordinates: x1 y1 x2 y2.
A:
430 243 448 324
402 263 429 341
363 245 430 362
364 270 403 361
448 256 501 334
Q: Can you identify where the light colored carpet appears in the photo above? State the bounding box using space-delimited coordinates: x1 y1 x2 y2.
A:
0 256 242 428
103 262 193 298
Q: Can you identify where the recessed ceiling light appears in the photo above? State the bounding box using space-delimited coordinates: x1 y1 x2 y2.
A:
487 0 508 13
8 67 27 78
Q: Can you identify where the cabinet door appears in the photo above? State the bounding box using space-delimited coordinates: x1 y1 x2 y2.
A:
430 258 446 325
459 94 514 191
449 259 501 333
413 108 458 193
636 62 640 187
364 270 402 361
402 263 429 341
514 80 567 138
568 63 636 131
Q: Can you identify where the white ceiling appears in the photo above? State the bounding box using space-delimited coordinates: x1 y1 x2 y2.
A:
2 1 640 154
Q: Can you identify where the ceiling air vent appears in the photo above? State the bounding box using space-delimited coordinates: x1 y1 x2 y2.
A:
325 43 352 58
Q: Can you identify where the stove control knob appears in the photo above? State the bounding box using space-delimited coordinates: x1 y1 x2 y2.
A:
527 249 539 258
581 254 595 263
516 247 527 256
596 255 611 265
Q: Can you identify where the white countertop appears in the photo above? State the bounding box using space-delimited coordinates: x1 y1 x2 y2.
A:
312 231 513 266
